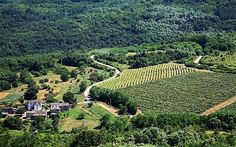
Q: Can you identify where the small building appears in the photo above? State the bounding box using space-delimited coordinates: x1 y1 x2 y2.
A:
26 100 43 111
25 110 48 119
0 107 17 117
50 103 71 112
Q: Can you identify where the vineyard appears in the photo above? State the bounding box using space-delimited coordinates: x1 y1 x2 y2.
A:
98 63 195 89
120 72 236 114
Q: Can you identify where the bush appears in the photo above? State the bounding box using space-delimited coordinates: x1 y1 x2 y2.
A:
77 113 85 120
60 73 69 82
63 92 77 105
3 116 23 130
90 87 137 115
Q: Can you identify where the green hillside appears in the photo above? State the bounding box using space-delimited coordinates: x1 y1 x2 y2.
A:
0 0 235 56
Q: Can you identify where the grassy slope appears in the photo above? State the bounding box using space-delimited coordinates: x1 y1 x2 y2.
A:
121 72 236 114
59 103 115 131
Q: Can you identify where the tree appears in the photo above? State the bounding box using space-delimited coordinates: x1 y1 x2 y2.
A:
0 80 11 91
62 92 77 105
70 69 78 79
60 72 69 82
77 113 85 120
119 105 127 115
100 114 112 128
24 84 38 100
16 107 27 115
3 116 23 130
80 81 88 93
46 95 58 103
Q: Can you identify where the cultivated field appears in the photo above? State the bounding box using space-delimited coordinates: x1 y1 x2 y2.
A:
0 94 23 104
99 63 195 89
121 72 236 114
0 92 9 99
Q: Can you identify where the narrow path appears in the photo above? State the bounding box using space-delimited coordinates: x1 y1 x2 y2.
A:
83 55 121 99
81 55 139 117
194 56 202 64
200 96 236 116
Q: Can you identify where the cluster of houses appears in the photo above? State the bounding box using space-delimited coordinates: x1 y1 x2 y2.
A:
0 100 72 120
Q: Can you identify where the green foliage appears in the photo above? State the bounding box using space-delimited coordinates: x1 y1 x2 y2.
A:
0 80 11 91
62 91 77 105
90 87 137 115
70 69 78 79
31 117 54 132
71 128 114 147
15 107 27 115
79 80 88 93
0 1 234 56
77 113 85 120
60 72 69 82
24 84 39 100
3 116 23 130
89 71 109 82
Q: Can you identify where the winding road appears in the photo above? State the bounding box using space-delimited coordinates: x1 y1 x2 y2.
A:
83 55 121 102
194 56 202 64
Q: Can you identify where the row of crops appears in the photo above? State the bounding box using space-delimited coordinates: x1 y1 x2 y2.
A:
0 94 23 104
98 63 195 89
120 72 236 114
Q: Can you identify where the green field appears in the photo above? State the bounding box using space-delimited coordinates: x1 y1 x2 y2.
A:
120 72 236 114
99 63 195 89
59 103 115 131
0 94 23 104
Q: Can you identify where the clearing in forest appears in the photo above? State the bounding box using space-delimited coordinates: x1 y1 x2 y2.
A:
98 63 195 89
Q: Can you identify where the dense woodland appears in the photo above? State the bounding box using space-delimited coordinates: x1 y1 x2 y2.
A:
96 33 236 69
2 112 236 146
0 0 235 56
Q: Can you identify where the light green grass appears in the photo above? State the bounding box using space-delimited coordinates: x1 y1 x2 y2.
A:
59 103 115 131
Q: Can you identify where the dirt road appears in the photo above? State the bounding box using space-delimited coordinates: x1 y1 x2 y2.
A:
194 56 202 64
83 55 121 99
200 96 236 116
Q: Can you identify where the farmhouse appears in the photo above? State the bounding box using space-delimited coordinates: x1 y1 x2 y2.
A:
0 107 17 117
25 110 48 119
26 100 43 111
50 103 71 112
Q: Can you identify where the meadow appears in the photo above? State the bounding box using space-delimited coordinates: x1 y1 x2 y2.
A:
99 63 195 89
120 72 236 114
59 103 115 131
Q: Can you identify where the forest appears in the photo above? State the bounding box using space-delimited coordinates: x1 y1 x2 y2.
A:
0 0 235 56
